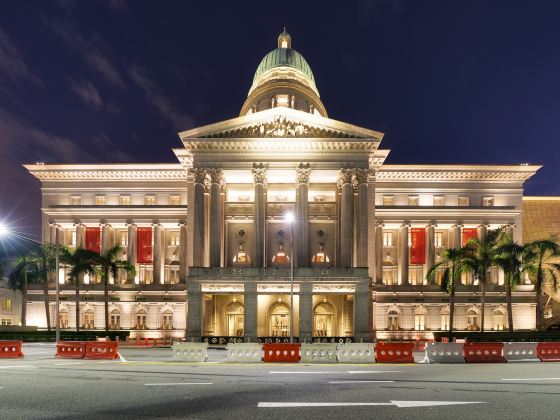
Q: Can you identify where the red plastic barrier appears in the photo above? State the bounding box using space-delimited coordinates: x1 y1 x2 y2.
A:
263 343 300 362
0 340 23 358
375 342 414 363
84 341 120 360
537 342 560 362
464 342 505 363
56 341 87 359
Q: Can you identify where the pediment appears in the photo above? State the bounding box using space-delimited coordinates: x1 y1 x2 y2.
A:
178 107 383 140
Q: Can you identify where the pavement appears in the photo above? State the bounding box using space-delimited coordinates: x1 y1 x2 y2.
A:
0 343 559 419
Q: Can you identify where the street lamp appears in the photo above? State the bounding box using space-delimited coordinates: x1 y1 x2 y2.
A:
0 222 9 237
285 212 295 344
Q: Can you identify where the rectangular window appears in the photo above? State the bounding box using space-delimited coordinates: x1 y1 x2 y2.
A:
441 314 450 330
95 195 106 205
433 195 444 206
435 232 444 247
145 195 156 205
409 266 424 285
70 195 82 205
2 299 13 311
482 196 494 207
382 231 393 247
414 314 425 331
458 196 470 206
120 195 131 205
70 230 77 247
120 230 128 246
382 195 394 206
408 195 419 206
1 318 11 326
169 195 181 205
168 230 180 246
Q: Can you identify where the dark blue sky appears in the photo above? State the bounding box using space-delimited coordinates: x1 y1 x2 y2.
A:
1 0 560 238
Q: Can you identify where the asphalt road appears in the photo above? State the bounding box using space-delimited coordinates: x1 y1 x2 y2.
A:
1 343 559 419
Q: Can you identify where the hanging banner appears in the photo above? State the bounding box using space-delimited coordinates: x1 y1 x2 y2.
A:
462 228 478 246
137 227 153 264
85 227 101 253
410 228 425 264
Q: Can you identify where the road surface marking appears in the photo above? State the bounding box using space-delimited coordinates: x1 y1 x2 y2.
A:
54 362 84 366
269 371 340 374
144 382 213 386
348 371 403 374
258 401 484 408
0 365 34 369
329 381 395 384
502 378 560 381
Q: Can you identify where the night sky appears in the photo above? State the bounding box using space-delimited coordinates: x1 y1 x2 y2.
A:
1 0 560 239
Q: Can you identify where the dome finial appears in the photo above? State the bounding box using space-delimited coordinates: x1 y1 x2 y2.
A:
278 28 291 49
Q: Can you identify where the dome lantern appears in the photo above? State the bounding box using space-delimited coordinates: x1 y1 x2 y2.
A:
278 28 292 49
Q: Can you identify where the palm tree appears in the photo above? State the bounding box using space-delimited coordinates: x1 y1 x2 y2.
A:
494 236 524 332
461 227 503 332
28 245 56 332
522 239 560 330
96 245 135 333
426 248 465 341
8 254 39 326
61 248 99 332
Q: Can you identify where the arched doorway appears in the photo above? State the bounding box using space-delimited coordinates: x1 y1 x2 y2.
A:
225 302 244 337
162 309 173 330
109 308 120 330
493 308 505 331
83 307 95 329
467 309 479 331
314 302 334 337
268 301 290 337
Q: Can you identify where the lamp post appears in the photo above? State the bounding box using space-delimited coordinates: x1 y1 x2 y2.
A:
285 212 295 344
54 227 60 343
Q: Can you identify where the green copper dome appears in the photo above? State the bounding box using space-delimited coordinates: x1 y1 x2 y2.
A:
253 47 316 85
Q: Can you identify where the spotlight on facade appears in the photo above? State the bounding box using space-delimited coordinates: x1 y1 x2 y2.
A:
285 212 294 223
0 222 9 237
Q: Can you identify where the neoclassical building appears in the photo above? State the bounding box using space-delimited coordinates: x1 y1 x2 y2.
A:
25 31 546 342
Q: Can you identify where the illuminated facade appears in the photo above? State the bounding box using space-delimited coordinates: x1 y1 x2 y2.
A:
25 31 543 341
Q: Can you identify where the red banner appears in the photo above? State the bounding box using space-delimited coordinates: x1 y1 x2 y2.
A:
137 227 152 264
410 228 425 264
462 228 478 246
85 227 100 253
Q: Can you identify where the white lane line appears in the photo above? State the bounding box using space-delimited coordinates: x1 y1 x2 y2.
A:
54 362 84 366
348 371 403 374
502 378 560 381
144 382 213 386
259 401 484 408
330 381 394 384
0 365 34 369
269 371 340 374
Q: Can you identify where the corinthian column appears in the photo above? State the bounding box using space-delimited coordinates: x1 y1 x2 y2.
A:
354 169 369 267
398 224 410 285
450 225 462 249
295 163 310 267
76 224 86 249
425 224 435 274
101 223 112 255
374 223 384 284
126 223 137 283
153 224 163 284
252 163 267 267
179 223 188 281
189 169 209 267
208 169 225 267
338 169 354 267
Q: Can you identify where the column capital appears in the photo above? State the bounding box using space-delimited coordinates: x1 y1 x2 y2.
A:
426 223 437 228
352 168 370 189
207 168 226 191
375 222 385 228
451 224 464 229
126 222 136 228
336 168 354 190
251 163 267 186
295 163 311 185
188 168 211 189
400 223 411 229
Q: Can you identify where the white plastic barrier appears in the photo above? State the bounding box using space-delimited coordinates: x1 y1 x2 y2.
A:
172 342 208 362
425 343 466 363
336 343 376 363
503 342 539 362
225 343 263 363
301 343 338 363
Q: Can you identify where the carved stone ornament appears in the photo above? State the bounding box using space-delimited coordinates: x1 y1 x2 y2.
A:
251 163 267 185
188 168 211 189
207 168 226 191
295 163 311 185
252 115 309 137
336 168 354 190
352 168 370 188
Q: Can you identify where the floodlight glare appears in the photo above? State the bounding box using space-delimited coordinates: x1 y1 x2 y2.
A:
0 223 9 237
285 212 294 223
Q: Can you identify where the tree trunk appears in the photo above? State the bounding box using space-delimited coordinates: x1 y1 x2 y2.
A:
75 287 80 332
104 268 109 333
506 283 514 333
535 285 543 331
21 271 28 327
480 279 485 332
43 280 51 332
448 288 455 342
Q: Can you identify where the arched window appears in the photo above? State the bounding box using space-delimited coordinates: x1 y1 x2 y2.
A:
467 309 478 331
162 309 173 330
135 309 147 330
314 301 334 337
311 247 330 264
493 309 505 331
388 309 399 331
59 309 69 329
268 302 290 337
233 245 251 265
109 308 120 330
225 302 244 337
83 308 95 329
382 258 397 285
414 307 427 331
272 245 290 265
167 261 180 284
